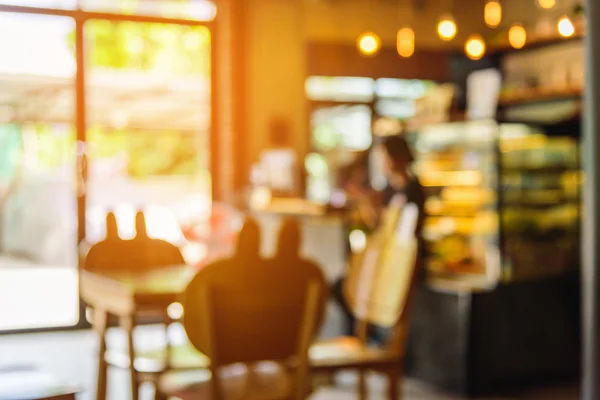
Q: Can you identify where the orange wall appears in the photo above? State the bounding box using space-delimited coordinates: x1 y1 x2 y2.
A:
237 0 483 191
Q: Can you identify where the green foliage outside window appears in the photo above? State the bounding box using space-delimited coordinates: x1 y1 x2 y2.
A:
66 20 210 76
65 19 211 177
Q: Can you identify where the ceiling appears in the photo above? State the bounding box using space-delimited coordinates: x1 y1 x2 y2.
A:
302 0 582 49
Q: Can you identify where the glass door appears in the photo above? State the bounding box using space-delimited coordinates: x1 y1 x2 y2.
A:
0 0 216 332
83 18 212 266
0 12 79 331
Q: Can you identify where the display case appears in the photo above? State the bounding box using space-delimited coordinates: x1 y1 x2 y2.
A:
407 121 581 289
499 124 581 281
407 121 501 289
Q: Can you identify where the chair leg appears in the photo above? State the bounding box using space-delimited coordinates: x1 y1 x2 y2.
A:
358 370 367 400
322 372 335 386
94 308 108 400
154 388 168 400
120 314 140 400
387 366 402 400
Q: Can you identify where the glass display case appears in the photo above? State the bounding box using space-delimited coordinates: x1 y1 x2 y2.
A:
499 124 581 281
408 121 581 289
408 121 501 289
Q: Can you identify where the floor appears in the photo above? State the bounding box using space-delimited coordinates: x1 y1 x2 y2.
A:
0 327 579 400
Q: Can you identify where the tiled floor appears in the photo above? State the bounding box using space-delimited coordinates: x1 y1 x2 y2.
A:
0 328 578 400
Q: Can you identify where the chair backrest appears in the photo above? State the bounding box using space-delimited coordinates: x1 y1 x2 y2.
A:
274 218 328 329
84 211 185 272
343 199 421 352
183 217 326 395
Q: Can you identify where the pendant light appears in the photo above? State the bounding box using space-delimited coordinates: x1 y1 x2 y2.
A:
508 23 527 49
537 0 556 9
357 32 381 56
437 0 457 41
465 34 486 60
557 15 575 37
357 0 381 56
484 0 502 28
438 14 457 41
397 28 415 57
397 0 415 57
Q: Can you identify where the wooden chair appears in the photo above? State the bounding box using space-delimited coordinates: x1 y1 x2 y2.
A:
83 211 187 400
156 217 327 400
85 211 186 273
309 200 421 400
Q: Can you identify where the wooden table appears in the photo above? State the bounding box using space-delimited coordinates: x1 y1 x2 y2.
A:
0 366 79 400
80 265 196 400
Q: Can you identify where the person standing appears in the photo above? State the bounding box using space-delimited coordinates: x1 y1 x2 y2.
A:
331 135 426 341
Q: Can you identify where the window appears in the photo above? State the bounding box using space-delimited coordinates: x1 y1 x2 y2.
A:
0 0 76 9
81 0 217 21
306 76 374 102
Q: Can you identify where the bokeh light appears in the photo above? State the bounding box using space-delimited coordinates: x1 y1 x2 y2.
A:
465 34 486 60
537 0 556 9
397 27 415 58
484 1 502 28
557 16 575 37
349 229 367 253
357 32 381 56
508 24 527 49
437 15 457 41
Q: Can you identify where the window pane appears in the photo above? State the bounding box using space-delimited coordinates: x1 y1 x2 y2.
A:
0 14 79 331
82 0 217 21
375 78 434 99
306 76 374 102
311 105 372 152
375 99 416 120
85 20 212 265
0 0 76 9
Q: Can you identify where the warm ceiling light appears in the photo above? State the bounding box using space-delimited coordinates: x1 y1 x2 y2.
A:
484 0 502 28
557 16 575 37
397 27 415 58
357 32 381 56
437 15 457 41
508 23 527 49
538 0 556 9
465 34 486 60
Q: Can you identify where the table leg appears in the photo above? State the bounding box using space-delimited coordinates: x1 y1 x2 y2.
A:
358 370 367 400
120 314 139 400
165 313 173 371
94 308 108 400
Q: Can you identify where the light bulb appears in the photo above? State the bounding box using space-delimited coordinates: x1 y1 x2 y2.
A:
538 0 556 9
557 16 575 37
357 32 381 56
484 0 502 28
465 34 486 60
437 15 457 41
508 23 527 49
397 27 415 58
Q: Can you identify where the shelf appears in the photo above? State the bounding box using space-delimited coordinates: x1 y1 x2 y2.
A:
426 210 493 218
490 31 584 54
427 275 498 293
501 165 579 174
499 86 582 107
502 200 579 209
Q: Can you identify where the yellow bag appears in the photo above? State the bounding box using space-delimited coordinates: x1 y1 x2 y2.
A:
344 197 419 327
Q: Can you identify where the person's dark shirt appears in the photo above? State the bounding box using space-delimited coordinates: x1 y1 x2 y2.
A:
382 178 425 231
